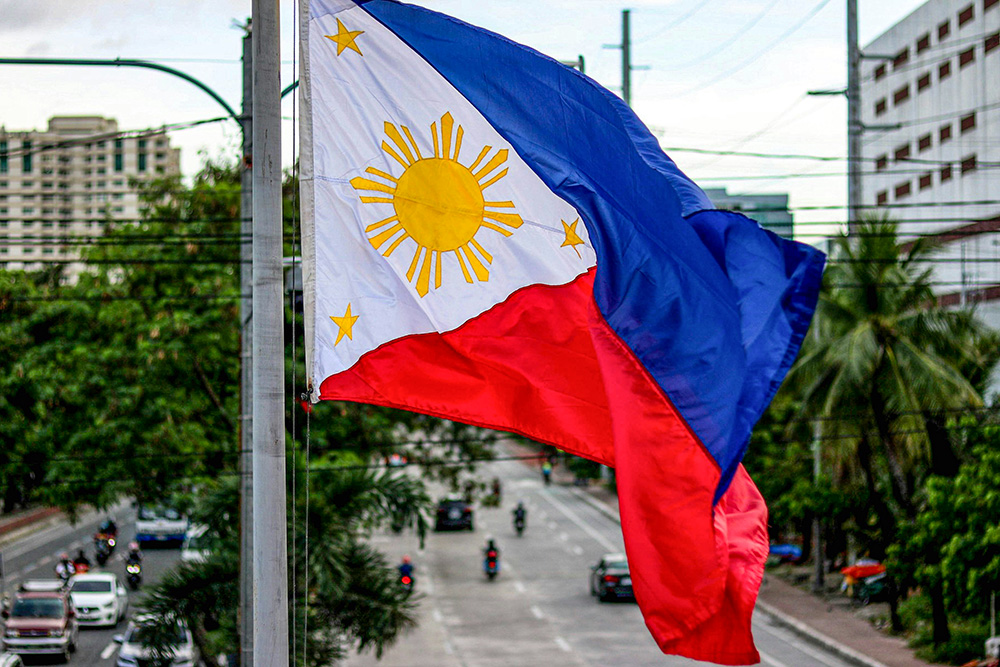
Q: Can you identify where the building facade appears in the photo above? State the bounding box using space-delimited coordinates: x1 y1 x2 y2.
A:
861 0 1000 323
0 116 181 276
703 187 795 240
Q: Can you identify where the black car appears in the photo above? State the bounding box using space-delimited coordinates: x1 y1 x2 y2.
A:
590 553 634 601
434 495 474 531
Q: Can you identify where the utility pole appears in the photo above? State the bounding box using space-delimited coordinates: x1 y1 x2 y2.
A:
847 0 862 234
622 9 632 107
812 423 824 592
238 20 254 667
251 0 288 664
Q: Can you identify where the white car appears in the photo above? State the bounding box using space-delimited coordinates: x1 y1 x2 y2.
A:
180 524 210 564
68 573 128 627
114 615 196 667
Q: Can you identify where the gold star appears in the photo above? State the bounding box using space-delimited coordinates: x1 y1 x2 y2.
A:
325 18 365 57
330 304 359 345
560 218 585 258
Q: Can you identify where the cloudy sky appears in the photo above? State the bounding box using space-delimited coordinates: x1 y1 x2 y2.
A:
0 0 928 244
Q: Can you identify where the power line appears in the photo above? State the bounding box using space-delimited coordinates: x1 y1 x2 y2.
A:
633 0 715 44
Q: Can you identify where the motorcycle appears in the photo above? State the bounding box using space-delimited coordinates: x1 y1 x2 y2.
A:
484 549 499 580
125 561 142 590
94 538 112 566
513 514 525 536
399 572 414 594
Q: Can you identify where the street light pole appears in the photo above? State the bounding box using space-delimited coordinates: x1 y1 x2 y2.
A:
847 0 862 234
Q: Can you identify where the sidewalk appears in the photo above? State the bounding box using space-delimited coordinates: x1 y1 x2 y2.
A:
549 468 932 667
0 506 65 550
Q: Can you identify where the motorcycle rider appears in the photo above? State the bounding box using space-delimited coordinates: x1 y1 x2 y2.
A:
54 552 75 581
541 460 553 485
512 501 527 532
124 541 143 565
397 554 413 580
98 516 118 538
483 537 500 574
72 548 91 572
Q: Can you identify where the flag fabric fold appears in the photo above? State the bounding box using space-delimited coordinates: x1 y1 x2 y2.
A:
300 1 825 663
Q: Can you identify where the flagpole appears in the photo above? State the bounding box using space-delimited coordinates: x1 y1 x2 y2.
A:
251 1 289 665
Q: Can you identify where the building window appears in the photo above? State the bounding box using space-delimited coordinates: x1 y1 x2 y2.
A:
894 144 911 162
919 172 933 190
114 153 123 172
23 247 34 254
961 112 977 132
22 208 34 215
940 60 952 79
877 190 889 205
986 32 1000 53
0 140 7 174
959 47 975 67
22 141 32 173
939 19 951 39
917 73 931 91
876 154 888 171
961 154 977 173
138 153 147 172
893 85 911 105
917 33 931 52
895 182 912 199
875 98 887 115
874 63 887 80
988 0 999 11
958 4 974 26
918 133 932 151
894 48 910 69
940 123 953 142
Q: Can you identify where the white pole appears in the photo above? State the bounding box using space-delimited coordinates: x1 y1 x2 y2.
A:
251 1 288 665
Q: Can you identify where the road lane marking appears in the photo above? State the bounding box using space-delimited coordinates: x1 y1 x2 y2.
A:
756 620 847 667
443 640 455 655
554 636 571 652
572 545 583 555
559 532 569 541
432 609 443 623
548 521 557 529
539 489 618 552
757 650 789 667
39 555 53 566
514 581 526 593
530 605 544 619
101 642 118 660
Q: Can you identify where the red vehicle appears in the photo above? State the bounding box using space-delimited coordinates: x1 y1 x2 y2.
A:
2 587 79 662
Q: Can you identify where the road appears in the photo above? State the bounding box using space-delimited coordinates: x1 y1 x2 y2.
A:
342 456 858 667
1 506 182 666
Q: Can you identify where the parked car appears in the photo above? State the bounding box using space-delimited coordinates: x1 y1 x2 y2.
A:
180 524 210 563
68 573 128 627
113 615 196 667
434 494 474 531
134 505 189 546
18 580 67 593
1 587 78 661
590 553 634 602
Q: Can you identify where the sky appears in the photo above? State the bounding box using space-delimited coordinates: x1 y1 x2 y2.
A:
0 0 930 246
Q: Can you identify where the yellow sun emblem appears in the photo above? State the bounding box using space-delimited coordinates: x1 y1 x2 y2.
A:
350 112 523 297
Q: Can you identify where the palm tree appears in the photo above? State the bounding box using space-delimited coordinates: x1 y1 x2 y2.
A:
788 214 999 635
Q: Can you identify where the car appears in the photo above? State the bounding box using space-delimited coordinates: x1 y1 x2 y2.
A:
135 505 189 546
113 615 197 667
67 573 128 627
590 553 634 602
434 494 474 531
18 579 67 593
180 524 210 563
1 588 78 662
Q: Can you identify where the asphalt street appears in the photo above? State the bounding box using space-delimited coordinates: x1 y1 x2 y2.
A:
342 456 859 667
1 506 182 666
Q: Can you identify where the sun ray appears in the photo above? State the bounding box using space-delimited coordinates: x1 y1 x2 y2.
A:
382 232 409 257
380 140 409 169
360 196 394 204
470 237 493 264
485 200 515 208
416 248 432 296
431 121 440 158
369 222 405 249
479 168 508 191
384 123 416 165
453 125 464 161
441 113 454 161
365 166 397 183
474 149 508 180
483 210 524 229
365 214 398 233
468 145 491 172
433 250 442 288
406 246 422 282
350 176 396 195
455 250 473 283
462 244 490 281
401 126 423 159
481 221 514 237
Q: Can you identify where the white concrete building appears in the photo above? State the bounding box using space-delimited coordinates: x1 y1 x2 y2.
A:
861 0 1000 323
0 116 181 277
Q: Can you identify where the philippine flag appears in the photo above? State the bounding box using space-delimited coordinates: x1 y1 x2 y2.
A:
300 1 825 664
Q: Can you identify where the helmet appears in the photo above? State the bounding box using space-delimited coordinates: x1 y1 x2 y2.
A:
128 541 140 551
402 554 411 564
59 552 69 560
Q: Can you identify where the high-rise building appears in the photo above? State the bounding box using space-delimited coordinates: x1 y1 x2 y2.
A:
861 0 1000 322
0 116 181 277
703 187 795 240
